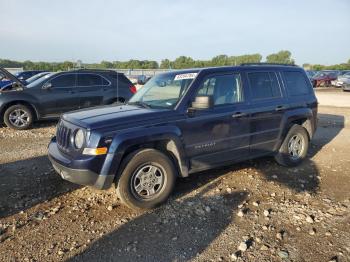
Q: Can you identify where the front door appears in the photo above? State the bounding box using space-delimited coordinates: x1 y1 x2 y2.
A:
181 72 250 172
39 73 79 117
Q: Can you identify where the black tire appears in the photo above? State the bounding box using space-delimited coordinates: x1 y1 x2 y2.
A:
3 104 33 130
116 148 176 210
274 124 309 167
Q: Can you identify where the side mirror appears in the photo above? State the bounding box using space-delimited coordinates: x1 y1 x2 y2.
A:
42 82 52 90
191 95 214 110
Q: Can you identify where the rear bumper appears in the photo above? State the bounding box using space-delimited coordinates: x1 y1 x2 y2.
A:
48 138 114 190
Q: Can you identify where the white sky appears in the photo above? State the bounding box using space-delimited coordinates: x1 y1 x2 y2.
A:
0 0 349 65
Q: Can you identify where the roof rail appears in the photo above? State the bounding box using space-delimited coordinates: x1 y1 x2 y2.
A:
74 68 118 72
240 63 297 67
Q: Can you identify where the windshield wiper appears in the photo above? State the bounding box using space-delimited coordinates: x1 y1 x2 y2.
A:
128 101 152 109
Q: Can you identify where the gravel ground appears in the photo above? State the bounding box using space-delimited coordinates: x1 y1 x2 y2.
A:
0 98 350 261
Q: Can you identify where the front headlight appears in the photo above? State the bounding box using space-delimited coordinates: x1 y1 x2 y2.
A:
74 129 85 149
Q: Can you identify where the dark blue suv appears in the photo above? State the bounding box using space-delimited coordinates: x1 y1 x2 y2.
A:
48 64 318 210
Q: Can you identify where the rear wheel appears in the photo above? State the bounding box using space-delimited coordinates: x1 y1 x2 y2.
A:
116 148 176 210
4 104 33 130
275 124 309 167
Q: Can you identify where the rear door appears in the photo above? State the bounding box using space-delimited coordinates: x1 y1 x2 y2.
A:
76 73 106 108
245 70 288 156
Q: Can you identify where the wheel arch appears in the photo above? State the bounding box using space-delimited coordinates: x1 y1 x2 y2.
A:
275 108 316 152
289 118 313 140
103 126 189 184
0 100 39 121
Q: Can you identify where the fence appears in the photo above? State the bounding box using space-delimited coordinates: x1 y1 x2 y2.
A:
115 69 172 77
4 68 23 74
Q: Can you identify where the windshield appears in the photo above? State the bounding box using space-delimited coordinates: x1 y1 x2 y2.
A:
128 71 198 109
26 73 55 88
26 72 49 84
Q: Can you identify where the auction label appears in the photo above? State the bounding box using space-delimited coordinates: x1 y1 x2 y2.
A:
174 73 198 81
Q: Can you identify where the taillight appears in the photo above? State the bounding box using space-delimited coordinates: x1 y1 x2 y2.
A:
129 85 137 94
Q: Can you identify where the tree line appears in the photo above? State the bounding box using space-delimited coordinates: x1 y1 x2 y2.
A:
303 59 350 71
1 50 349 71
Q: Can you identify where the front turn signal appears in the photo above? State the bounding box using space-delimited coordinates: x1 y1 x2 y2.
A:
82 147 108 155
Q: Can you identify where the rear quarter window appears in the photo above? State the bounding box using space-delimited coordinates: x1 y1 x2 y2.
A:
283 71 310 96
110 74 132 87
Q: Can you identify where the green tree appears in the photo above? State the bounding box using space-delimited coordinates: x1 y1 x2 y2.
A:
266 50 295 64
211 55 229 66
172 56 196 69
229 54 262 65
101 60 113 69
160 59 172 69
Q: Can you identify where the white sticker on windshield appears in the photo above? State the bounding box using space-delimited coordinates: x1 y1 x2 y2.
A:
174 73 198 81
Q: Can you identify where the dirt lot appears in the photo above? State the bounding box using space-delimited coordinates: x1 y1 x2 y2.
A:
314 88 350 108
0 91 349 262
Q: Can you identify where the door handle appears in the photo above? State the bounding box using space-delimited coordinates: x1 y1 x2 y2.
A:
275 105 287 111
232 112 247 118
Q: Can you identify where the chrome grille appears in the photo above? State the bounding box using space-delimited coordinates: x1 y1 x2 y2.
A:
56 122 71 149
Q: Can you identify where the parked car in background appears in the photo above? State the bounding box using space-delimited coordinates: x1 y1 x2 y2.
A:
15 70 46 81
0 72 14 88
48 64 318 210
332 71 350 87
0 70 46 88
311 71 338 87
338 70 350 76
128 75 152 91
0 68 136 129
306 70 316 80
128 75 150 85
0 71 51 91
24 71 51 85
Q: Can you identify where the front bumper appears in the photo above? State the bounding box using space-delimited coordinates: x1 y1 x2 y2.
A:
343 85 350 91
48 138 114 190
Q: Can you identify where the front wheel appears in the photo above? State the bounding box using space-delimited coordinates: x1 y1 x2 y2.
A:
116 149 176 210
3 104 33 130
275 124 309 167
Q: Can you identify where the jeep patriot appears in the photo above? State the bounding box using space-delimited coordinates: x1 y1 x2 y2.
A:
48 64 318 210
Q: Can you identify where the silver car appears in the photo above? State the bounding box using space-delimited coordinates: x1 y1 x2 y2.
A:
333 72 350 90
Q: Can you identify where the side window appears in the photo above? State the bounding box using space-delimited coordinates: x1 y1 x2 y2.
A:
197 78 215 96
77 74 104 86
284 71 310 96
196 73 243 106
248 72 281 100
50 74 76 88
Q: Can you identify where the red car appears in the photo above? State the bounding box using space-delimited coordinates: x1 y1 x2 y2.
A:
311 71 338 87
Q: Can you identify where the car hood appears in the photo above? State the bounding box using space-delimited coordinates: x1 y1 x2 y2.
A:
0 68 24 87
62 104 181 130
